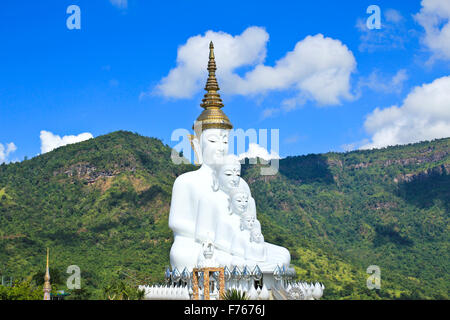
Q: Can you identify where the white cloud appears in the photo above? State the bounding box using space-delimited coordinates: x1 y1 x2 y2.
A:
109 0 127 9
40 131 93 154
414 0 450 62
358 69 408 94
0 142 17 164
340 139 369 152
152 27 356 111
341 142 357 152
261 108 280 119
154 27 269 99
385 9 404 24
238 143 280 161
362 76 450 149
391 69 409 87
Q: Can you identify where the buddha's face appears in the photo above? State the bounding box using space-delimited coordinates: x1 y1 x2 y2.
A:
200 129 229 166
218 163 241 193
230 192 249 215
203 242 214 259
242 214 256 231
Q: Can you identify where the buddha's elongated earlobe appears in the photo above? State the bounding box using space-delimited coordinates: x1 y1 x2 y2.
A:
227 196 233 215
211 171 219 192
188 134 203 165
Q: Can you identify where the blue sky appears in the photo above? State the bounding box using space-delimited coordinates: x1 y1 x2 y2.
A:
1 0 449 163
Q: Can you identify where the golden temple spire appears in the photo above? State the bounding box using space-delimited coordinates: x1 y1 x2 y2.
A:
193 41 233 131
43 248 51 300
201 41 222 107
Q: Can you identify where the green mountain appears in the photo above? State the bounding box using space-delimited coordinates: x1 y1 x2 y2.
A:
0 131 448 299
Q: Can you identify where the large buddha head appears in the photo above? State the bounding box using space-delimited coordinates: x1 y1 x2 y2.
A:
190 42 233 167
199 128 229 166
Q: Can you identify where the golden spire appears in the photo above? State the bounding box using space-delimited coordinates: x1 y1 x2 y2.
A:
43 248 51 300
193 41 233 131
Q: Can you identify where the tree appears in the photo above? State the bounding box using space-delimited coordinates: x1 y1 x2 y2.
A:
0 280 42 300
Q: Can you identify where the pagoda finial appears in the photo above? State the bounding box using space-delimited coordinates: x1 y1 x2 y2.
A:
193 41 233 131
202 41 221 105
209 41 214 58
43 248 51 300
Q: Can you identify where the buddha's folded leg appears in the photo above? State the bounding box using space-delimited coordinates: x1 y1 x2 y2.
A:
264 242 291 266
170 235 202 270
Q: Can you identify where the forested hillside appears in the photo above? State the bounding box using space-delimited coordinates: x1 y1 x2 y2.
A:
0 131 448 299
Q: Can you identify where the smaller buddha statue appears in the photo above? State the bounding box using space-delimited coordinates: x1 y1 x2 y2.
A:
197 234 219 268
245 221 267 264
193 155 243 257
230 211 256 267
240 211 256 231
213 154 241 193
215 186 249 251
228 187 250 217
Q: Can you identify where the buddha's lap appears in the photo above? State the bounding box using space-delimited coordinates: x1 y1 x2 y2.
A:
170 236 202 268
264 242 290 263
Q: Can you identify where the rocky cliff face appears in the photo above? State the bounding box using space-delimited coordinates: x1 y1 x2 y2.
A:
54 162 137 184
394 163 449 183
340 149 448 170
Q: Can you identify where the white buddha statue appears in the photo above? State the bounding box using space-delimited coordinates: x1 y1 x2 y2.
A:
197 235 219 268
246 221 267 264
230 210 256 267
168 127 229 269
214 169 248 254
168 42 290 273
